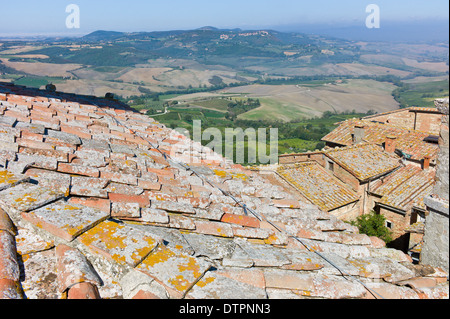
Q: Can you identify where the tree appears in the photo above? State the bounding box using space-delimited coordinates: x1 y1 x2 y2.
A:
350 211 393 244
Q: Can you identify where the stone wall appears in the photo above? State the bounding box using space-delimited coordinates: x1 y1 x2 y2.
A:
421 99 449 273
378 206 411 252
433 99 449 201
278 152 325 166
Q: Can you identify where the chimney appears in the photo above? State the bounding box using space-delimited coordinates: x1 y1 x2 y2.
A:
385 135 397 153
423 155 431 170
352 125 365 144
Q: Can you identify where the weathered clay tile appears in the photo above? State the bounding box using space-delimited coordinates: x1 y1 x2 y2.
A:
0 208 17 236
100 171 138 186
66 282 101 299
136 245 211 299
307 275 368 299
263 269 315 291
0 279 24 299
232 225 273 240
105 182 144 196
168 214 196 230
0 182 65 214
235 239 290 267
55 244 102 293
139 207 170 224
348 256 416 282
152 200 195 214
19 249 59 299
58 163 100 178
186 270 267 299
68 197 111 214
22 200 109 241
221 213 260 228
0 230 20 282
362 282 420 299
119 269 169 299
47 130 82 146
15 227 54 255
111 202 141 218
181 232 236 260
78 220 162 267
0 169 30 192
109 192 150 208
194 220 234 238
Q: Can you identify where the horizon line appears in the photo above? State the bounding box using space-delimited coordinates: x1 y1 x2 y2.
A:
1 18 448 40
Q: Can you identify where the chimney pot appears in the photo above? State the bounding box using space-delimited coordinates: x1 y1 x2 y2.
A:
385 135 397 153
423 155 431 170
353 125 366 144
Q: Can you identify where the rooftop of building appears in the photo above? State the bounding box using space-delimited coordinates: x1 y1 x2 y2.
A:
321 118 440 162
323 143 402 182
276 162 359 212
370 165 436 213
0 82 448 300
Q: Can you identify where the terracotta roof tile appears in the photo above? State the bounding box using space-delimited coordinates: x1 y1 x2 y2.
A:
0 83 448 299
55 244 102 293
322 119 440 161
324 143 402 181
22 199 109 242
136 245 212 299
277 162 359 211
78 219 163 267
371 165 435 212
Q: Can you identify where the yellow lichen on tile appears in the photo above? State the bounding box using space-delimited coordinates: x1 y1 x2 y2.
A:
168 275 191 292
196 276 216 288
178 257 202 279
15 193 37 204
141 245 176 267
0 170 18 185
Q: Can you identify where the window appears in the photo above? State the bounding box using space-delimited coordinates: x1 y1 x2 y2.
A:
328 161 334 172
385 221 393 229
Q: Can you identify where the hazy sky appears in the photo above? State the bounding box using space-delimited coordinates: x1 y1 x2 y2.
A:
0 0 448 36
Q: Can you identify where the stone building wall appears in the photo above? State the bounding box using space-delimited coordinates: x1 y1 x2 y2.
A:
378 206 412 252
421 99 449 273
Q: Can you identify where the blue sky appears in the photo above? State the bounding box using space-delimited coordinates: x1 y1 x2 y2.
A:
0 0 448 36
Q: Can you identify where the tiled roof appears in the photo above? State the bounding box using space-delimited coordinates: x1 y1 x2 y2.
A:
322 119 439 161
1 83 448 299
324 143 402 181
276 162 359 212
370 165 435 212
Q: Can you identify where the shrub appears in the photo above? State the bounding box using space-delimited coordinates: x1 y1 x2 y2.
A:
350 211 393 244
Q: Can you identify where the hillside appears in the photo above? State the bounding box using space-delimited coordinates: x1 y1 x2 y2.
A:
0 27 448 122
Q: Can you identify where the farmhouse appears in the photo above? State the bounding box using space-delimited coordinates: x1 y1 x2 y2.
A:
1 82 447 299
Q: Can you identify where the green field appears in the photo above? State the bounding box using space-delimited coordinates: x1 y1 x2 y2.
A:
394 79 449 108
13 76 64 88
237 97 313 121
191 98 231 112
